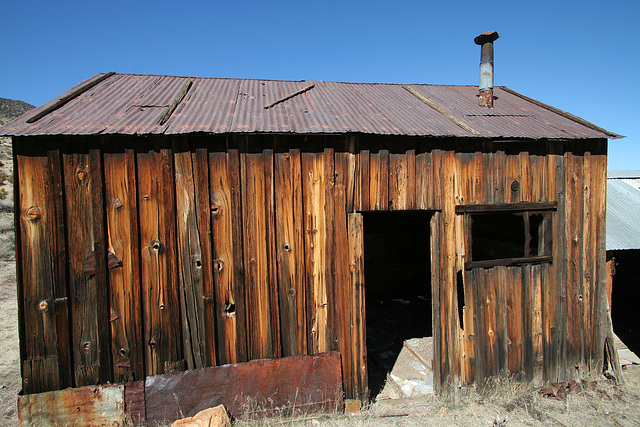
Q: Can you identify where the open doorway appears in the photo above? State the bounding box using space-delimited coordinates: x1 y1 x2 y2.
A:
362 211 433 400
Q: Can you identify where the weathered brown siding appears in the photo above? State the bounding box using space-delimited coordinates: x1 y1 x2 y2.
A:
14 134 608 400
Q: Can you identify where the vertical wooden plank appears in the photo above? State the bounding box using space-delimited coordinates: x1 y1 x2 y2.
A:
264 149 281 358
532 264 544 382
103 148 144 383
173 138 207 370
542 147 559 382
415 151 433 210
519 264 533 381
592 144 608 371
358 150 370 211
334 151 353 396
505 153 520 204
192 147 216 367
274 150 307 357
241 151 274 360
439 150 460 388
347 213 367 403
368 151 380 210
554 143 567 382
470 269 485 382
137 147 183 375
565 149 584 376
63 147 111 387
430 211 443 389
494 267 508 376
388 152 403 210
16 145 68 393
323 148 337 352
210 149 247 364
582 150 593 371
47 147 73 390
302 152 330 354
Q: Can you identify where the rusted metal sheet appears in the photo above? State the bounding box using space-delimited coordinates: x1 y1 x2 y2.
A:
0 73 619 139
144 352 344 423
18 384 125 426
124 381 145 425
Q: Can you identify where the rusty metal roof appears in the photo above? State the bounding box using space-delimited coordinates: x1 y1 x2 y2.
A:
0 72 621 139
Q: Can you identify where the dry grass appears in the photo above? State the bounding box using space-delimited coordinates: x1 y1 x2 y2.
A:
234 366 640 426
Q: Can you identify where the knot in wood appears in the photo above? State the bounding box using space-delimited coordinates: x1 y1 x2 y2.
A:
511 180 520 192
149 239 162 252
211 203 221 216
113 198 123 209
26 206 41 222
38 300 48 311
76 165 88 182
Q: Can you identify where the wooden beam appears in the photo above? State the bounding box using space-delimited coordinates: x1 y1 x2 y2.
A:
264 84 315 109
455 201 557 214
27 73 115 123
465 255 552 270
157 81 193 126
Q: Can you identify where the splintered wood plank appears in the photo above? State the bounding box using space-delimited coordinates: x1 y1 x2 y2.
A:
192 147 216 367
173 139 207 370
103 149 144 383
63 148 111 386
274 150 307 356
302 152 330 354
16 146 67 393
241 151 275 360
389 150 415 210
415 151 434 209
137 147 183 376
347 213 367 403
369 150 389 210
210 149 247 364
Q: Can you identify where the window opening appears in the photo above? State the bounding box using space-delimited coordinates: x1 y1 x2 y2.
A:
457 202 556 270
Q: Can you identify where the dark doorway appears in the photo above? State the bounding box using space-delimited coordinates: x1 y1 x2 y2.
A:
611 249 640 357
362 211 433 399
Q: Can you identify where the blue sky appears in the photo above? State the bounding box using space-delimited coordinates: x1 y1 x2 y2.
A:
2 0 638 170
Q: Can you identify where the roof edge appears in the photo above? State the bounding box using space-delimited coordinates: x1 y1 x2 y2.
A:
498 86 623 140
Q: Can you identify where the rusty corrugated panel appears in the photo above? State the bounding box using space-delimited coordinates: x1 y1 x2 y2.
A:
144 352 343 423
18 384 125 426
0 73 620 140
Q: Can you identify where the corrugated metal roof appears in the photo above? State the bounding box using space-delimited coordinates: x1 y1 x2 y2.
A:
607 172 640 251
0 72 621 139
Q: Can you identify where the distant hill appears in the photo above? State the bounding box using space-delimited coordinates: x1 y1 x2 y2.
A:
0 97 35 125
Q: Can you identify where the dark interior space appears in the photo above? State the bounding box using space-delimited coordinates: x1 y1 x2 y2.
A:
363 211 432 399
611 249 640 356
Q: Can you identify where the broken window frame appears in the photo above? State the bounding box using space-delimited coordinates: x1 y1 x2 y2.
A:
455 202 557 270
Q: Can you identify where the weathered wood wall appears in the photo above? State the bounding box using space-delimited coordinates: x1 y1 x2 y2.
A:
14 134 607 400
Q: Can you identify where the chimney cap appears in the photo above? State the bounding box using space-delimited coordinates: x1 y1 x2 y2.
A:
474 31 500 45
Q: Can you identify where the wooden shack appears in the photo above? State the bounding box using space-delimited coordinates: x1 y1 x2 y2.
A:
0 71 621 403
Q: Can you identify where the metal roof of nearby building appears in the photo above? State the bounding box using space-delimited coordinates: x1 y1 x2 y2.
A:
0 73 621 140
607 171 640 251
